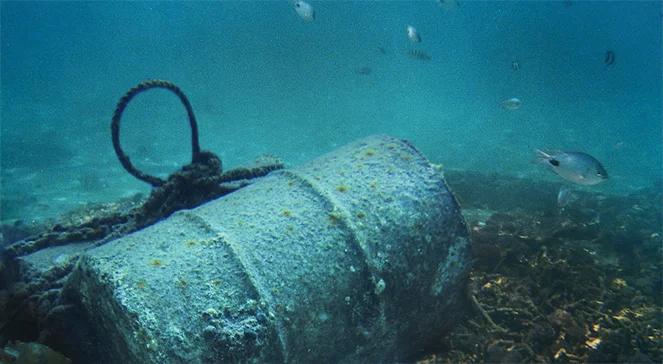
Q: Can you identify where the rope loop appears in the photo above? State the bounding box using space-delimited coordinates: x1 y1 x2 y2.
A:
111 79 202 187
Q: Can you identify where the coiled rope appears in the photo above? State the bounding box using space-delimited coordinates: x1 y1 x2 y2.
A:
111 79 202 187
4 80 284 258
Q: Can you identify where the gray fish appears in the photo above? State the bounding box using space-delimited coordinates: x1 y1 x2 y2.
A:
604 50 615 66
294 0 315 22
356 66 372 75
501 97 522 110
437 0 460 11
407 25 421 43
536 150 608 185
407 49 431 61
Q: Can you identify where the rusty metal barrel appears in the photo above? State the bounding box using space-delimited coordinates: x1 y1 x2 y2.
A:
68 134 471 363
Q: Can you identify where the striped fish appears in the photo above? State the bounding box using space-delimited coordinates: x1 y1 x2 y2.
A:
407 49 431 61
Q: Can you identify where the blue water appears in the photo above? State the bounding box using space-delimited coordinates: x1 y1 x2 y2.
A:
1 1 661 223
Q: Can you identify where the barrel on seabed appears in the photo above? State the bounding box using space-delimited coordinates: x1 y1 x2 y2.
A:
67 134 472 363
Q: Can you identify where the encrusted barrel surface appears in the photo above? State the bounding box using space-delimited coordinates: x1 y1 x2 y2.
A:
69 134 471 363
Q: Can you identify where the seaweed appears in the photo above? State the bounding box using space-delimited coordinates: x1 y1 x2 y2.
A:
423 172 662 363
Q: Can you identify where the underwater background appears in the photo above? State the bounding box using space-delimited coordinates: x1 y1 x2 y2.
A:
1 1 661 224
1 2 662 363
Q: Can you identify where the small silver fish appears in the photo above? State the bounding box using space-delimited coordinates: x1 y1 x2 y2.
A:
407 25 421 43
356 66 372 75
294 0 315 22
604 50 615 66
536 150 608 185
501 97 522 110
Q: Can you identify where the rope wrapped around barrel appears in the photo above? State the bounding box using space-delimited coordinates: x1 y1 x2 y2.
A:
4 80 284 258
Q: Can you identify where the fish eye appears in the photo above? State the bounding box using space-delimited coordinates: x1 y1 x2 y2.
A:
549 159 560 167
295 2 300 7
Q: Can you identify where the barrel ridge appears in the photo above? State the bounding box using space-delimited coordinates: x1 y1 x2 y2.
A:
184 211 288 362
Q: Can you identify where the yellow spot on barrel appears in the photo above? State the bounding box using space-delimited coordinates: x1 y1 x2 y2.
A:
150 259 163 267
210 279 223 286
175 278 188 288
328 211 343 225
336 185 349 193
